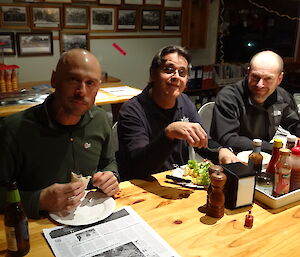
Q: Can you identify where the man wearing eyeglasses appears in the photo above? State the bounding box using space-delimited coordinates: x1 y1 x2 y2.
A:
211 50 300 153
0 49 119 218
117 45 239 181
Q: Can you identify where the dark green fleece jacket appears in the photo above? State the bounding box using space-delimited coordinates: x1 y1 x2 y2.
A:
0 94 118 218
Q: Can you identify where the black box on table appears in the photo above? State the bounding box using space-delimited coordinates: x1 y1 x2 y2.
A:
221 162 256 210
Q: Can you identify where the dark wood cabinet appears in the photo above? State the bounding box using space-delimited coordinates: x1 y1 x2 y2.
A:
182 0 209 49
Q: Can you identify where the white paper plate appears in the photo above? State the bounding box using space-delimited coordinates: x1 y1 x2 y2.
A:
49 191 116 226
237 150 271 165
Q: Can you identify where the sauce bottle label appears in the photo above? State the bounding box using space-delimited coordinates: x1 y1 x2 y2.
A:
5 226 18 251
274 168 291 195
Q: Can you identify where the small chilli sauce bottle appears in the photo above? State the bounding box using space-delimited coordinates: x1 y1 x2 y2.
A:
273 148 292 197
266 138 283 180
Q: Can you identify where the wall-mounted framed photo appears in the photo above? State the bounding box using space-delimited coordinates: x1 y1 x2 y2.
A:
14 0 44 2
63 5 88 29
60 31 89 53
0 4 30 28
117 8 137 31
0 32 16 56
31 5 61 30
90 7 115 32
144 0 162 5
164 0 181 8
44 0 71 2
99 0 121 4
16 32 53 56
163 10 181 31
72 0 97 3
141 9 161 30
123 0 143 5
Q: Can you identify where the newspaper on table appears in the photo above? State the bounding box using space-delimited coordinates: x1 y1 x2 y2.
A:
101 86 141 97
43 206 180 257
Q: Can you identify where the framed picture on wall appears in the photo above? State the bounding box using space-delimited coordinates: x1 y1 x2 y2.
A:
0 32 16 56
44 0 71 3
60 32 89 53
164 0 181 8
16 32 53 56
117 8 137 31
72 0 97 3
145 0 162 5
14 0 44 2
163 10 181 31
0 4 30 28
90 7 115 32
123 0 143 5
64 5 88 29
99 0 121 4
31 5 61 30
141 9 160 30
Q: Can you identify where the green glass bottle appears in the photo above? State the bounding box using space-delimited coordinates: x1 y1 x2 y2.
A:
4 181 30 256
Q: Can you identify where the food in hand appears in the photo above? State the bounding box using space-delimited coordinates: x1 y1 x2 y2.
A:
183 160 211 185
71 172 91 189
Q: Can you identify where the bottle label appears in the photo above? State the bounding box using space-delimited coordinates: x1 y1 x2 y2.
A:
274 168 291 195
5 226 18 251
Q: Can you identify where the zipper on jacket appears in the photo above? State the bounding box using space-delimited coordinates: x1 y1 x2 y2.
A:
69 131 76 170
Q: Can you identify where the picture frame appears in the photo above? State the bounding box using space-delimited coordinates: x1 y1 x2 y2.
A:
16 32 53 57
60 32 89 54
123 0 143 5
144 0 162 5
99 0 121 4
63 5 88 29
117 8 137 31
0 4 30 28
164 0 182 8
0 32 16 56
71 0 97 3
163 10 181 31
31 5 61 30
14 0 44 2
44 0 71 3
90 7 115 32
141 9 161 30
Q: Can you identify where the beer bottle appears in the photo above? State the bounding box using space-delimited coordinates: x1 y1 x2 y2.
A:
4 181 30 256
273 149 292 197
248 139 263 176
266 138 283 180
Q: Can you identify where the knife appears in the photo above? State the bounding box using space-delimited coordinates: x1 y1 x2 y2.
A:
166 175 191 183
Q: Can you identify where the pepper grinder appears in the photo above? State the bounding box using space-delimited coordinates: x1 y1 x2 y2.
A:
207 168 227 218
206 165 224 211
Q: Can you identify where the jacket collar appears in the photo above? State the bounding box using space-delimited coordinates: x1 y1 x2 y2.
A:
139 84 184 111
40 93 94 130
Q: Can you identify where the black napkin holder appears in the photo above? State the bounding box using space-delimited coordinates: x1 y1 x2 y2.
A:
221 162 256 210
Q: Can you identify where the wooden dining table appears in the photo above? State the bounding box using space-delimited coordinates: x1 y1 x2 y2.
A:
1 170 300 257
0 77 141 122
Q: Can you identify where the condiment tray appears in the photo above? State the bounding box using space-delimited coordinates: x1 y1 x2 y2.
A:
255 187 300 209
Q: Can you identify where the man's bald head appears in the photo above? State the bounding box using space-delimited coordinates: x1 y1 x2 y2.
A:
54 49 101 78
250 50 283 75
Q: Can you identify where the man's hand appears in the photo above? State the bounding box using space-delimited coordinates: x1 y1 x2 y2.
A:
218 148 240 164
39 182 85 213
93 171 119 197
165 121 208 148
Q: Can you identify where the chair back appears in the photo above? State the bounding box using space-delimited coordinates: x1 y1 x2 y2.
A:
198 102 215 139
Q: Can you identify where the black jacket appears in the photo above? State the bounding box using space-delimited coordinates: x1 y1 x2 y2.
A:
211 79 300 153
117 86 221 181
